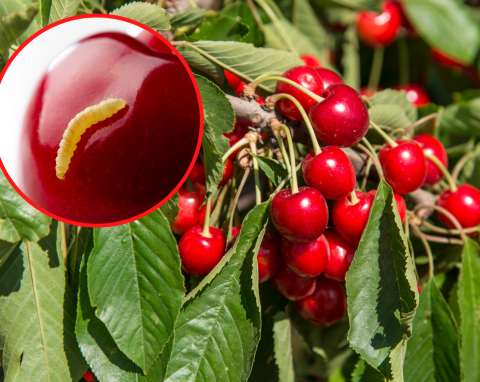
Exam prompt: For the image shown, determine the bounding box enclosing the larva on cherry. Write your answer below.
[55,98,127,180]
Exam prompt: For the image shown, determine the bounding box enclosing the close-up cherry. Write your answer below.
[219,157,234,187]
[178,225,226,277]
[295,276,347,327]
[302,146,356,200]
[257,232,282,283]
[394,84,430,107]
[275,66,324,122]
[412,134,448,186]
[323,229,356,282]
[224,117,252,159]
[301,54,322,68]
[188,159,234,187]
[281,234,329,278]
[332,190,375,245]
[437,184,480,230]
[378,140,427,194]
[356,1,402,47]
[315,68,344,88]
[271,263,317,301]
[308,84,370,147]
[368,189,406,222]
[171,188,205,235]
[224,70,242,90]
[271,187,328,242]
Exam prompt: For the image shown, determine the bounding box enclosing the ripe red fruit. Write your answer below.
[368,190,406,223]
[231,225,242,238]
[302,146,356,200]
[378,140,427,194]
[171,188,205,235]
[257,232,282,283]
[224,117,252,159]
[315,68,344,88]
[437,184,480,230]
[413,134,448,186]
[394,84,430,107]
[295,276,347,327]
[332,191,375,245]
[179,225,226,277]
[301,54,322,68]
[271,263,316,300]
[275,66,324,122]
[219,158,234,187]
[356,1,402,47]
[20,33,201,224]
[281,235,329,278]
[189,162,206,186]
[323,229,356,282]
[271,187,328,242]
[83,370,97,382]
[224,70,242,90]
[309,84,369,147]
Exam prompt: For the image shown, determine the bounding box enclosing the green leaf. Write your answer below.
[369,89,418,122]
[170,8,206,29]
[165,201,270,382]
[110,2,170,31]
[346,180,418,379]
[160,192,180,224]
[0,0,40,47]
[39,0,51,27]
[458,142,480,189]
[220,1,265,46]
[176,41,304,91]
[439,97,480,137]
[0,6,37,59]
[0,242,86,381]
[457,238,480,382]
[273,312,295,382]
[351,358,385,382]
[292,0,328,57]
[0,169,51,243]
[341,25,360,91]
[255,156,305,188]
[49,0,80,23]
[368,104,412,131]
[403,277,461,382]
[196,74,235,194]
[87,210,185,374]
[403,0,479,64]
[67,225,91,292]
[188,15,250,42]
[76,231,171,382]
[0,239,17,267]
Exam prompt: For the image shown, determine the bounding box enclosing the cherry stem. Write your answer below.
[59,222,68,265]
[420,219,479,235]
[222,137,250,162]
[251,76,324,103]
[399,113,438,139]
[367,47,384,94]
[210,183,230,227]
[361,157,373,192]
[370,121,398,147]
[409,223,434,278]
[350,190,359,205]
[275,131,292,176]
[414,204,467,241]
[250,141,262,204]
[245,0,266,32]
[271,160,303,197]
[279,124,299,194]
[423,153,458,193]
[451,151,475,183]
[357,141,384,180]
[398,37,409,86]
[269,93,322,155]
[201,195,213,238]
[185,0,198,8]
[227,167,250,245]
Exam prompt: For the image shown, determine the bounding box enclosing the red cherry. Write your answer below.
[281,234,329,278]
[83,370,97,382]
[359,86,383,97]
[219,158,234,187]
[271,187,328,242]
[189,162,206,185]
[356,1,402,47]
[295,276,347,327]
[224,117,252,159]
[394,84,430,107]
[323,229,356,282]
[332,191,375,245]
[179,225,226,277]
[257,232,282,283]
[368,190,406,223]
[394,0,417,36]
[315,68,344,88]
[309,84,369,147]
[413,134,448,186]
[301,54,322,68]
[275,66,324,122]
[20,33,200,224]
[431,48,466,69]
[418,284,423,293]
[437,184,480,230]
[231,225,242,238]
[171,188,204,235]
[224,70,242,90]
[271,263,316,301]
[302,146,356,200]
[378,140,427,194]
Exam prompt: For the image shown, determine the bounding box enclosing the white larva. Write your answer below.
[55,98,127,180]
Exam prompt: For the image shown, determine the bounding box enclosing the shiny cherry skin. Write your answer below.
[21,33,200,224]
[295,276,347,327]
[378,140,427,194]
[302,146,356,200]
[281,234,329,278]
[257,232,282,283]
[301,54,322,68]
[413,134,448,186]
[437,184,480,230]
[231,225,242,238]
[224,117,252,159]
[83,370,97,382]
[224,70,242,90]
[219,158,234,187]
[356,1,402,47]
[332,190,375,245]
[368,190,406,223]
[271,263,316,301]
[275,66,324,122]
[189,162,206,185]
[315,68,344,88]
[271,187,328,242]
[323,229,356,282]
[309,84,369,147]
[179,225,226,277]
[394,84,430,107]
[171,188,205,235]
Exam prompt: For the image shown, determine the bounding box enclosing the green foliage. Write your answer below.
[272,312,295,381]
[440,97,480,137]
[368,104,412,131]
[220,1,265,46]
[49,0,80,22]
[368,89,418,122]
[110,2,170,31]
[160,192,180,224]
[187,15,250,42]
[39,0,51,27]
[170,8,206,29]
[0,0,40,47]
[0,6,37,59]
